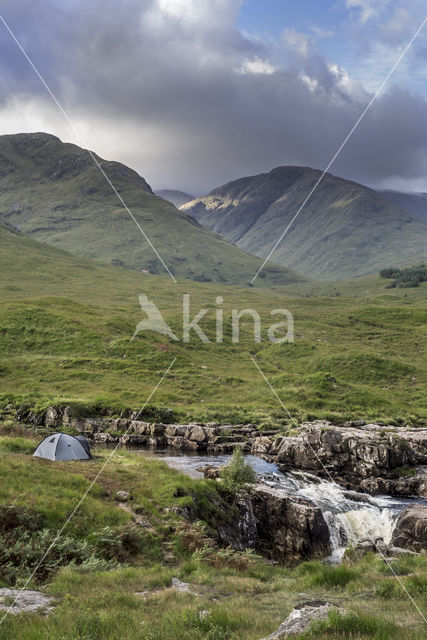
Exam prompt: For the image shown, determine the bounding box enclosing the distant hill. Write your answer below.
[0,133,303,287]
[380,190,427,222]
[181,166,427,280]
[156,189,195,207]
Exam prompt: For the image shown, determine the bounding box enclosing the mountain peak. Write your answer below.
[182,166,427,280]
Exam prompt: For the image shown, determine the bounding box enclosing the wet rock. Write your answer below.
[251,485,331,563]
[217,492,257,551]
[0,589,54,614]
[251,437,273,455]
[391,505,427,552]
[197,465,221,480]
[259,600,345,639]
[119,434,148,446]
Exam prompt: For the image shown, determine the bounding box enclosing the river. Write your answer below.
[139,447,423,562]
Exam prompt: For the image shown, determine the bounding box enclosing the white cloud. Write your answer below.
[310,26,335,39]
[345,0,387,25]
[282,28,312,59]
[0,0,426,192]
[239,57,276,75]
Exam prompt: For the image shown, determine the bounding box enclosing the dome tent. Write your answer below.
[33,433,93,461]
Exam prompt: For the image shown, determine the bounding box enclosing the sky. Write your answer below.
[0,0,426,195]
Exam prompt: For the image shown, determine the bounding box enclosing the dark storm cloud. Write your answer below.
[0,0,426,193]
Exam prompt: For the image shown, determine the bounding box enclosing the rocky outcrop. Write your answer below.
[251,485,331,563]
[10,405,427,497]
[196,465,331,563]
[259,601,345,639]
[271,422,427,496]
[391,505,427,552]
[217,492,257,551]
[39,406,280,453]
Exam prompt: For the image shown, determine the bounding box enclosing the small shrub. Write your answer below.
[220,448,256,492]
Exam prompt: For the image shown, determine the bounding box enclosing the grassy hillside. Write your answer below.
[1,433,426,639]
[0,133,302,288]
[381,190,427,222]
[0,221,426,425]
[181,167,427,280]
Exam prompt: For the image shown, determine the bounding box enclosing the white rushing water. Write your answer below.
[140,449,420,562]
[261,471,404,562]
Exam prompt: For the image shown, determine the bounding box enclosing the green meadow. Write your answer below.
[0,219,426,425]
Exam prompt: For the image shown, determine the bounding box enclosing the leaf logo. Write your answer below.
[132,294,178,341]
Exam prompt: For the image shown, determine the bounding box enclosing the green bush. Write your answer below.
[0,505,125,585]
[380,264,427,288]
[220,448,256,492]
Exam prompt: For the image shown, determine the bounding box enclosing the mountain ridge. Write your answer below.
[181,166,427,280]
[0,133,303,287]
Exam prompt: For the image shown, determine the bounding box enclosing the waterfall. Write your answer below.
[143,449,420,562]
[263,472,406,562]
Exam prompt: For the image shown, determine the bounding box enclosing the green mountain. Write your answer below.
[156,189,195,207]
[181,166,427,280]
[0,133,302,287]
[380,190,427,222]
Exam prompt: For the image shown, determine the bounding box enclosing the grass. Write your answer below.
[0,434,426,639]
[0,216,426,425]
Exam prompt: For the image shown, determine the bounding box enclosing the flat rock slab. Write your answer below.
[0,589,54,614]
[259,601,345,639]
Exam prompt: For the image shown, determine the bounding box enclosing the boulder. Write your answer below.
[251,485,331,563]
[188,425,207,442]
[0,588,54,614]
[197,465,221,480]
[259,601,345,639]
[391,505,427,552]
[251,436,273,455]
[115,490,130,502]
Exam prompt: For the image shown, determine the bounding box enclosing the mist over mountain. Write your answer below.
[156,190,195,208]
[181,167,427,280]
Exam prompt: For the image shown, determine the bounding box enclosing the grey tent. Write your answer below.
[33,433,93,461]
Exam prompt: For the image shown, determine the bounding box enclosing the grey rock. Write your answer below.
[251,485,331,563]
[0,589,54,614]
[391,505,427,552]
[171,577,199,595]
[115,490,130,502]
[259,601,345,639]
